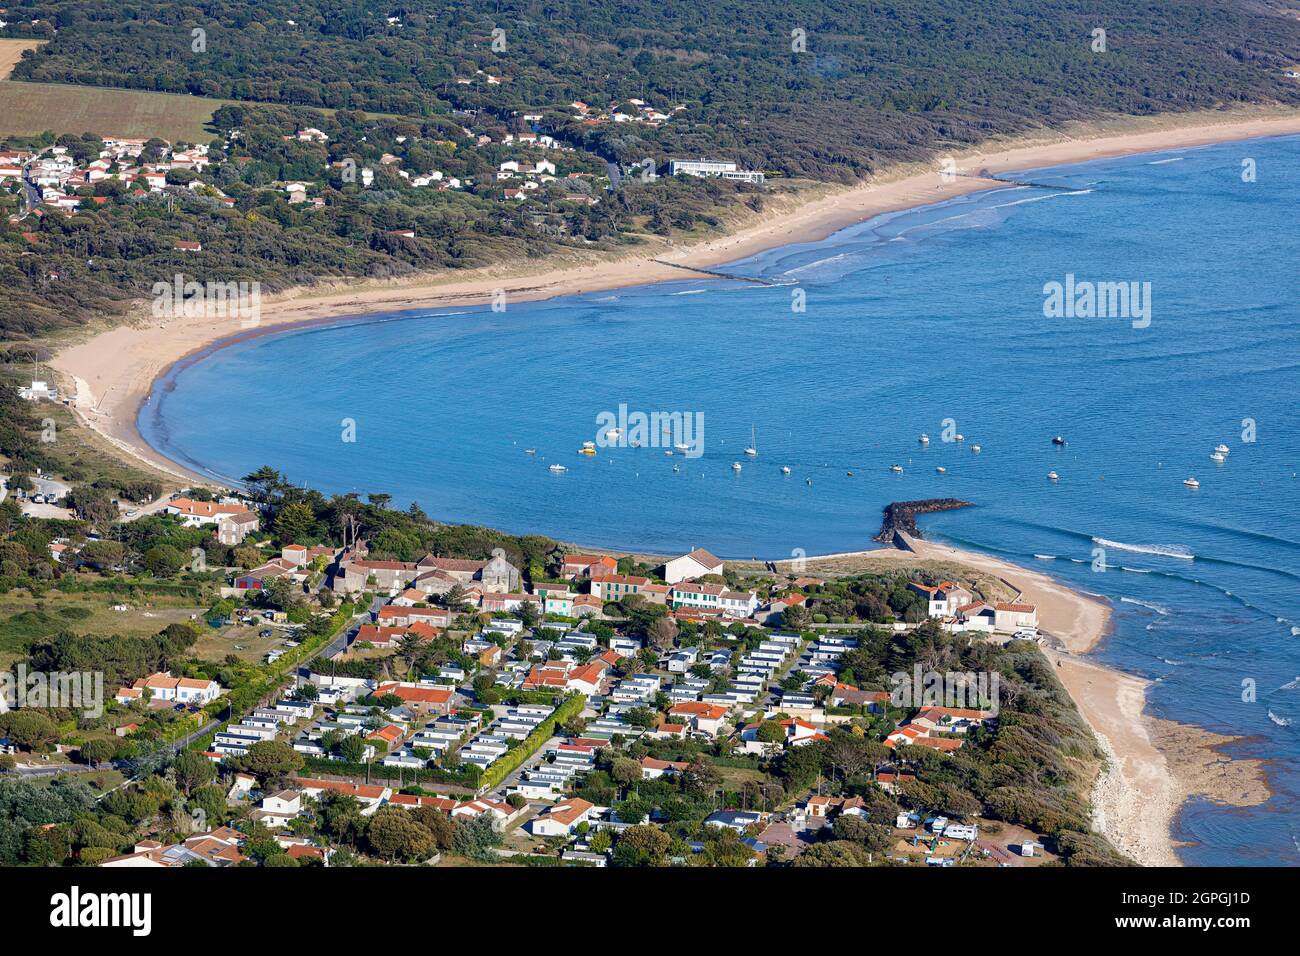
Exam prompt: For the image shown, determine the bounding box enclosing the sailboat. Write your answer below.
[743,425,757,457]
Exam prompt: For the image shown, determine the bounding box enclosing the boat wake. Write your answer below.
[1268,710,1293,728]
[1093,537,1194,560]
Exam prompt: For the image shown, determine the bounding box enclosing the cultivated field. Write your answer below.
[0,38,44,78]
[0,79,220,142]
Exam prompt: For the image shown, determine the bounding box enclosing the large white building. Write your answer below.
[668,158,765,184]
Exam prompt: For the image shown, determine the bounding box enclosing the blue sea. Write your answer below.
[142,135,1300,865]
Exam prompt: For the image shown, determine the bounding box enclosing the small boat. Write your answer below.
[664,450,673,456]
[605,427,623,440]
[781,466,791,475]
[1047,471,1059,481]
[806,478,813,486]
[890,464,903,473]
[672,465,679,472]
[955,434,965,442]
[578,446,596,456]
[846,471,854,477]
[524,448,536,455]
[549,464,567,473]
[971,444,981,453]
[1210,452,1226,463]
[936,466,946,473]
[1214,444,1230,455]
[743,425,757,457]
[630,440,642,449]
[919,434,930,445]
[674,443,691,453]
[731,461,742,472]
[1052,436,1067,445]
[1183,477,1200,488]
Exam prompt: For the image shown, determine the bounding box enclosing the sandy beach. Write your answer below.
[44,105,1293,864]
[48,106,1300,485]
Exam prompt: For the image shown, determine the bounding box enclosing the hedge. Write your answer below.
[476,693,586,793]
[301,756,481,788]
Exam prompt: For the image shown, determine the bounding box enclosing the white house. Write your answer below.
[994,602,1038,632]
[529,797,595,836]
[663,548,724,584]
[908,581,972,618]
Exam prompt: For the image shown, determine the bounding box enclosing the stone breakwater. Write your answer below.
[874,498,973,544]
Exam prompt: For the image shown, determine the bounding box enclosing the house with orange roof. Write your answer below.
[114,671,222,706]
[668,701,730,737]
[993,601,1038,632]
[355,624,409,648]
[589,573,649,600]
[561,553,618,579]
[293,777,391,813]
[377,604,451,629]
[164,497,254,528]
[529,796,595,836]
[366,723,406,751]
[649,722,688,740]
[738,717,826,754]
[908,581,973,617]
[373,682,454,715]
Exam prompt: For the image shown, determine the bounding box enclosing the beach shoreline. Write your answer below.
[43,106,1295,866]
[48,106,1300,487]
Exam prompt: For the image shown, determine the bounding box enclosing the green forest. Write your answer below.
[2,0,1299,337]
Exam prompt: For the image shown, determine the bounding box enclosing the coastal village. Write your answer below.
[1,107,762,241]
[0,456,1069,868]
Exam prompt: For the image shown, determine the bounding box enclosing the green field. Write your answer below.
[0,79,221,142]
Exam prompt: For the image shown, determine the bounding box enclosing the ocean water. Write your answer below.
[142,135,1300,865]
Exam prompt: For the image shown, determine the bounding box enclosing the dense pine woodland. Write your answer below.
[3,0,1299,337]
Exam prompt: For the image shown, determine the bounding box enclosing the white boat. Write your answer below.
[549,464,567,473]
[743,425,757,457]
[731,461,742,471]
[1210,452,1226,463]
[919,434,930,444]
[1214,444,1230,455]
[971,444,981,453]
[1052,436,1066,445]
[781,466,791,474]
[955,434,964,442]
[605,427,623,440]
[664,450,673,456]
[1047,471,1059,481]
[890,464,903,473]
[674,443,691,453]
[582,440,595,449]
[672,465,679,472]
[524,448,536,455]
[935,466,946,473]
[1183,477,1200,488]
